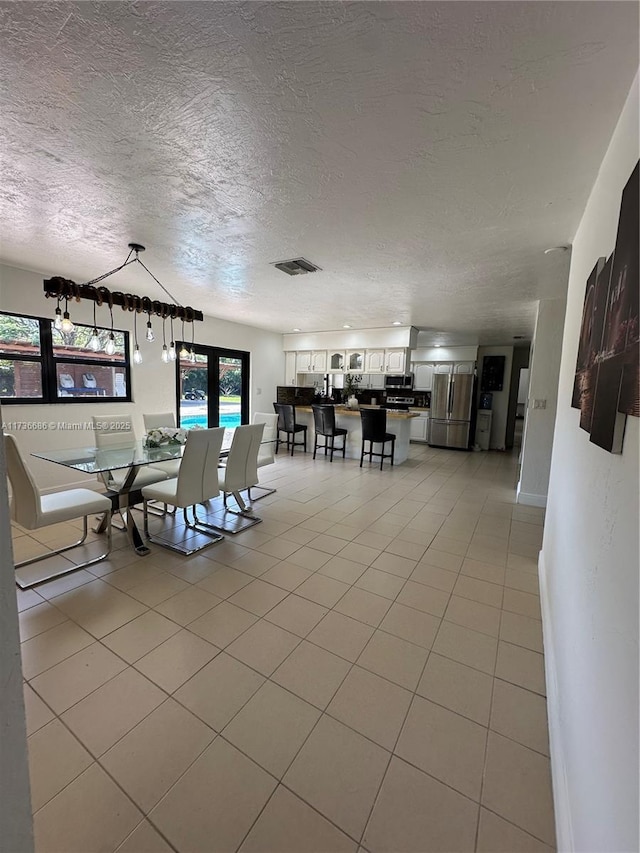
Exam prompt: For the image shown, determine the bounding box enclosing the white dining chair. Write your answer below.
[141,427,226,555]
[247,412,278,500]
[92,414,169,491]
[143,412,182,479]
[215,423,264,532]
[4,433,113,589]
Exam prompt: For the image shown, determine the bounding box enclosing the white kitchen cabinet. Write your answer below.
[384,348,406,373]
[368,373,385,390]
[295,351,312,373]
[346,350,365,372]
[409,411,429,442]
[328,351,346,373]
[365,349,385,373]
[454,361,475,374]
[413,363,434,391]
[284,352,297,385]
[435,362,453,374]
[311,350,327,373]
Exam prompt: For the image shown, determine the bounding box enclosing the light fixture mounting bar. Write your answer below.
[43,278,203,322]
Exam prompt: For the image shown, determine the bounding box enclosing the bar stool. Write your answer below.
[312,405,347,462]
[273,402,307,455]
[359,409,395,469]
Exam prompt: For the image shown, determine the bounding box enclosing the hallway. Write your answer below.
[15,442,554,852]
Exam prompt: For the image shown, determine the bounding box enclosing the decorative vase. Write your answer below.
[347,395,359,409]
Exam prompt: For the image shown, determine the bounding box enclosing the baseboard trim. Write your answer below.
[516,485,547,507]
[539,548,574,852]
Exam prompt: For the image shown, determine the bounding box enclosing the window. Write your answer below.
[0,311,132,404]
[176,344,249,429]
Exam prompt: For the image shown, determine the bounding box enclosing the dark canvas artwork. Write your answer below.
[572,160,639,453]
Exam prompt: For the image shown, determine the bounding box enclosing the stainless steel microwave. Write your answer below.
[384,374,414,389]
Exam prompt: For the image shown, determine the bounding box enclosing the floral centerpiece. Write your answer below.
[144,426,191,447]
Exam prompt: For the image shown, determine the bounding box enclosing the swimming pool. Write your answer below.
[180,412,241,429]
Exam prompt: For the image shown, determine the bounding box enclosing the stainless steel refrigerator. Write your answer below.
[428,373,475,449]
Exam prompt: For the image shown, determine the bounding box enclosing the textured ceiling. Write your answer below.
[0,1,637,343]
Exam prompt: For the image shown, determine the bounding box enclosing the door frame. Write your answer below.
[175,343,250,428]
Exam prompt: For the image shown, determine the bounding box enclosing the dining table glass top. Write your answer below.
[31,428,253,473]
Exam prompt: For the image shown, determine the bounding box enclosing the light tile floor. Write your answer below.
[14,442,555,853]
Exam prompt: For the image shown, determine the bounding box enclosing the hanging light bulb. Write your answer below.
[105,305,116,355]
[54,299,63,330]
[145,310,155,342]
[132,310,143,366]
[161,316,169,363]
[61,298,74,333]
[88,302,100,351]
[179,319,189,359]
[168,315,176,361]
[189,317,196,362]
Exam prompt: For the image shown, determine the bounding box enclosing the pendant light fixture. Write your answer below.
[161,316,169,363]
[61,297,74,333]
[54,297,63,330]
[168,315,177,361]
[145,309,155,342]
[89,301,101,351]
[105,305,116,356]
[189,321,196,363]
[179,320,189,360]
[132,311,142,365]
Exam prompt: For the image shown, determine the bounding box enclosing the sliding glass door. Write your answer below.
[176,344,249,430]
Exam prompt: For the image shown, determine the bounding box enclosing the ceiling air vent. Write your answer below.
[272,257,321,276]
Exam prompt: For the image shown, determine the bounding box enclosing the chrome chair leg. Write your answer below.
[15,514,113,590]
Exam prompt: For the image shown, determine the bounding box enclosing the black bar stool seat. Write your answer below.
[312,405,347,462]
[273,402,307,456]
[359,408,395,469]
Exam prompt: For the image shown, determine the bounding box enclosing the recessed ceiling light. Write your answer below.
[392,321,402,326]
[292,328,300,332]
[434,344,441,348]
[544,245,569,255]
[343,324,352,329]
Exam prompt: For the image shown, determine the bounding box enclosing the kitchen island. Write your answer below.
[294,405,419,465]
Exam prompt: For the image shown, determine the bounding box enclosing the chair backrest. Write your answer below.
[82,373,97,388]
[92,414,135,448]
[360,408,388,442]
[59,373,74,388]
[312,404,335,436]
[143,412,177,431]
[273,402,296,432]
[4,433,41,528]
[175,427,225,507]
[222,423,265,493]
[252,413,278,468]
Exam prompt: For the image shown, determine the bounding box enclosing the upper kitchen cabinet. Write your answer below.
[365,348,385,373]
[296,350,327,373]
[285,352,297,385]
[435,362,453,374]
[413,363,434,391]
[295,350,312,373]
[454,362,475,374]
[346,350,365,372]
[384,348,407,373]
[328,351,345,373]
[311,350,327,373]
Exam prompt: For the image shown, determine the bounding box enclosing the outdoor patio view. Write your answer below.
[179,353,242,429]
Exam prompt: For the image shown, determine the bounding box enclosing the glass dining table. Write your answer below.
[32,430,256,556]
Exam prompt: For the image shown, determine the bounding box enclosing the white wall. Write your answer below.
[0,429,34,851]
[517,368,530,405]
[517,298,567,506]
[0,263,284,490]
[476,345,513,449]
[542,73,639,853]
[283,325,418,351]
[411,345,478,363]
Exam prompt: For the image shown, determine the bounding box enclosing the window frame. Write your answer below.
[0,309,133,405]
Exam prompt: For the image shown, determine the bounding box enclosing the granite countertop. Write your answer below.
[296,405,418,420]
